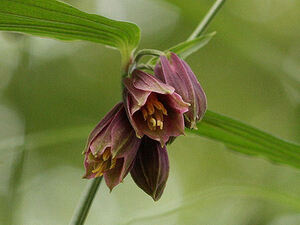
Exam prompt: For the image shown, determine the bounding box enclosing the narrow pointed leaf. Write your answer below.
[169,32,216,59]
[187,110,300,169]
[148,32,215,66]
[0,0,140,61]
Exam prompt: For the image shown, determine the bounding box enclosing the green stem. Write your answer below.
[134,49,165,63]
[7,35,30,225]
[187,0,226,40]
[129,49,164,74]
[69,177,103,225]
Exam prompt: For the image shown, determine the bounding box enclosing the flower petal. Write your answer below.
[155,53,207,128]
[131,138,169,201]
[104,133,141,190]
[85,102,123,153]
[123,77,151,107]
[132,70,175,94]
[83,103,141,189]
[181,58,207,123]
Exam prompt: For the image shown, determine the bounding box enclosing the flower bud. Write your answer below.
[155,53,207,129]
[130,137,169,201]
[123,70,189,146]
[83,102,141,190]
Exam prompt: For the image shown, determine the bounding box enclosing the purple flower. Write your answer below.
[83,102,141,190]
[155,53,207,129]
[123,70,190,146]
[131,137,169,201]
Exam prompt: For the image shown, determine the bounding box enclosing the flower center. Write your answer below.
[91,148,116,177]
[141,94,168,131]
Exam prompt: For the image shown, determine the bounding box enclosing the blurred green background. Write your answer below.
[1,0,300,224]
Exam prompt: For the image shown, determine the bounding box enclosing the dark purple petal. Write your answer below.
[156,54,193,103]
[123,90,144,138]
[130,93,187,146]
[83,152,97,179]
[104,131,141,190]
[163,92,190,114]
[123,77,151,108]
[131,138,169,201]
[181,58,207,123]
[83,103,141,190]
[104,159,124,190]
[155,53,207,128]
[85,102,123,150]
[123,69,189,145]
[132,70,174,94]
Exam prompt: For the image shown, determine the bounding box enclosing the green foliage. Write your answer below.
[147,32,215,66]
[169,32,216,59]
[0,0,140,63]
[188,110,300,169]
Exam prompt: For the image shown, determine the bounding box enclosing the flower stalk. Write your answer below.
[187,0,226,40]
[69,177,102,225]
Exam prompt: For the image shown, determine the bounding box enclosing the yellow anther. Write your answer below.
[92,161,105,174]
[147,118,156,131]
[150,117,156,127]
[110,158,117,169]
[95,172,103,177]
[157,120,161,127]
[153,101,168,115]
[157,120,164,130]
[154,110,163,122]
[142,108,148,121]
[102,149,111,161]
[142,94,168,131]
[158,120,163,130]
[146,102,155,115]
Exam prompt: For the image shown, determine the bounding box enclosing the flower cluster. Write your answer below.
[83,53,207,201]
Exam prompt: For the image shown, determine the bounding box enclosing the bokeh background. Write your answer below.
[1,0,300,224]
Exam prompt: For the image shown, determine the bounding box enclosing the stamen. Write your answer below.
[154,110,163,122]
[153,100,168,115]
[146,102,155,115]
[95,170,103,177]
[150,118,156,127]
[91,149,116,177]
[147,118,156,131]
[92,161,105,173]
[157,120,161,127]
[102,149,111,161]
[142,94,168,131]
[110,158,117,169]
[162,108,168,116]
[142,108,148,120]
[157,120,163,130]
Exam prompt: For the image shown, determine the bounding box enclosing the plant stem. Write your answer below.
[6,36,30,225]
[129,49,164,74]
[187,0,226,40]
[134,49,165,63]
[69,177,103,225]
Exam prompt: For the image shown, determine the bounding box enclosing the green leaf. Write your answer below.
[169,32,216,59]
[0,0,140,64]
[187,110,300,169]
[147,32,215,66]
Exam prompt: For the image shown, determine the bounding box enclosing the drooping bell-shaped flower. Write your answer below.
[123,70,190,146]
[155,53,207,129]
[83,102,141,190]
[131,137,169,201]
